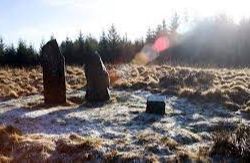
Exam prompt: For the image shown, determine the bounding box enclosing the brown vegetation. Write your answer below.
[0,125,106,162]
[111,64,250,112]
[210,124,250,160]
[0,64,249,112]
[1,65,249,162]
[0,125,212,162]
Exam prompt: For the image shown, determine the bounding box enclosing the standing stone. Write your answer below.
[41,39,66,104]
[146,95,166,115]
[84,52,110,102]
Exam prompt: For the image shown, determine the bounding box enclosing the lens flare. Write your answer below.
[133,35,170,65]
[133,44,157,65]
[153,36,170,53]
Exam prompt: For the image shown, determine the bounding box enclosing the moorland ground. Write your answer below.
[0,64,250,162]
[1,64,249,112]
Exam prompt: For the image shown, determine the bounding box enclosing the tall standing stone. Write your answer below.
[84,52,110,102]
[41,39,66,104]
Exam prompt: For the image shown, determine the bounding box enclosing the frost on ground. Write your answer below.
[0,90,250,161]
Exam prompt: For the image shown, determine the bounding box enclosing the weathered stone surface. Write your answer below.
[146,95,166,115]
[84,52,110,102]
[41,39,66,104]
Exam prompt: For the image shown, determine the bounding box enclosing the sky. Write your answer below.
[1,0,250,49]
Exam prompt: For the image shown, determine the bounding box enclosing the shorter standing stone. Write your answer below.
[41,39,66,104]
[146,95,166,115]
[84,52,110,102]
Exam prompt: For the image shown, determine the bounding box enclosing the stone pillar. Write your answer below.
[41,39,66,104]
[84,52,110,102]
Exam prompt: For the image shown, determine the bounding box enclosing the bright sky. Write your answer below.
[1,0,250,49]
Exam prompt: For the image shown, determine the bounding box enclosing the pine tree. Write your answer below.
[169,12,180,34]
[15,40,38,66]
[162,20,167,31]
[84,35,98,57]
[107,25,120,46]
[73,31,85,64]
[146,28,155,43]
[60,37,74,64]
[107,25,121,63]
[4,44,17,65]
[134,38,144,52]
[98,31,109,62]
[0,38,4,64]
[16,40,28,66]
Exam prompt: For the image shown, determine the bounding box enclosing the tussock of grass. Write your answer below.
[0,125,55,162]
[0,125,106,162]
[61,134,102,152]
[137,133,160,145]
[160,136,178,150]
[105,152,159,163]
[0,125,22,156]
[210,124,250,160]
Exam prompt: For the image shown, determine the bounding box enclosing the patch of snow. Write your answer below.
[0,89,249,157]
[147,95,166,102]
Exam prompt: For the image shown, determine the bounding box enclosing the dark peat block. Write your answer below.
[146,95,166,115]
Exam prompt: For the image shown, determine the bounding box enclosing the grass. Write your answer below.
[0,125,165,162]
[0,64,249,161]
[210,124,250,160]
[111,64,250,112]
[0,64,249,112]
[0,66,85,100]
[0,125,106,162]
[160,136,178,150]
[0,125,22,162]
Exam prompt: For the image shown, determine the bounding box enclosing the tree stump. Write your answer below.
[41,39,66,104]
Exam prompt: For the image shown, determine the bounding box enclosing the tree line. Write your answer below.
[0,25,144,66]
[0,13,179,67]
[0,39,39,66]
[0,14,250,67]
